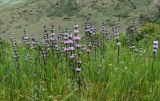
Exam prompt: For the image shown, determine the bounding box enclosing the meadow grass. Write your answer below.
[0,33,160,100]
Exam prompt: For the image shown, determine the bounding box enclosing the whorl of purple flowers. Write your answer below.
[101,22,106,34]
[10,33,19,61]
[76,60,82,73]
[50,26,56,42]
[70,54,77,60]
[113,18,121,40]
[75,44,81,49]
[64,33,69,40]
[64,40,73,45]
[31,38,37,49]
[76,67,82,73]
[64,46,75,52]
[22,30,30,45]
[113,26,120,40]
[85,23,96,35]
[73,36,81,41]
[153,40,158,53]
[130,43,135,50]
[73,24,80,36]
[74,29,79,35]
[50,33,58,48]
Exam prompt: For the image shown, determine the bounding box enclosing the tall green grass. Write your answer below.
[0,34,160,100]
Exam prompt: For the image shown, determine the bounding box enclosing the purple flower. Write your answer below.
[68,47,75,51]
[64,41,68,45]
[86,25,90,29]
[114,28,119,40]
[64,40,73,45]
[74,29,79,34]
[68,40,73,44]
[73,36,81,41]
[70,54,77,60]
[89,30,93,34]
[76,67,82,73]
[31,40,36,49]
[85,29,89,33]
[64,48,69,52]
[153,40,158,53]
[64,33,69,40]
[75,44,81,48]
[68,34,73,38]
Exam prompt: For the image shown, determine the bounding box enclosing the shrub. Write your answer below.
[114,10,130,18]
[46,0,80,17]
[137,23,160,41]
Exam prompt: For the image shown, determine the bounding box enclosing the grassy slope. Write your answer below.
[0,0,26,10]
[0,0,9,6]
[0,0,154,41]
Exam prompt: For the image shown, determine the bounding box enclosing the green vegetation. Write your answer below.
[0,27,160,100]
[1,0,160,100]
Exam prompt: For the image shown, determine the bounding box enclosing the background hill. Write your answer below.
[0,0,156,41]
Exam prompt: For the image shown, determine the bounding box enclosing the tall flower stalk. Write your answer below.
[22,29,31,61]
[152,40,158,73]
[76,61,82,90]
[10,33,20,72]
[113,18,121,65]
[73,24,81,57]
[100,22,106,59]
[9,33,21,87]
[41,26,50,88]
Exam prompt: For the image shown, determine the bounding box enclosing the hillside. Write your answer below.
[0,0,154,41]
